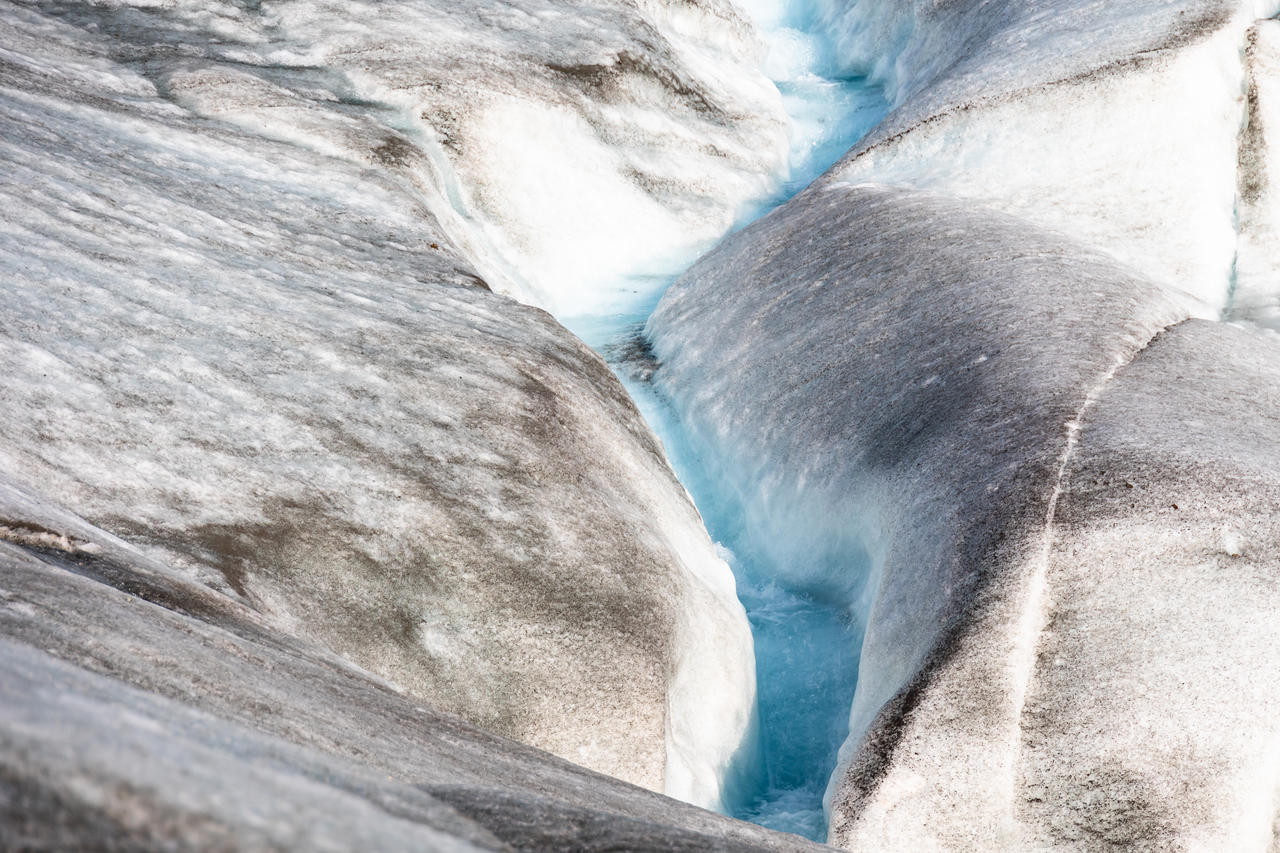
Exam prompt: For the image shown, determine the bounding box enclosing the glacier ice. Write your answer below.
[0,0,760,813]
[648,175,1280,849]
[822,0,1280,313]
[646,0,1280,847]
[9,0,1280,846]
[1006,318,1280,852]
[0,477,824,851]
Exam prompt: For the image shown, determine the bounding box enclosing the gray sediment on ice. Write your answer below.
[0,477,823,851]
[651,176,1280,849]
[0,0,760,813]
[8,0,1280,847]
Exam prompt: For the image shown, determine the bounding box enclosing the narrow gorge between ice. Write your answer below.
[558,2,889,839]
[11,0,1280,848]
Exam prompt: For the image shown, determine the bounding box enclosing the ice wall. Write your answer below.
[648,0,1280,847]
[0,0,764,812]
[821,0,1280,312]
[0,476,827,852]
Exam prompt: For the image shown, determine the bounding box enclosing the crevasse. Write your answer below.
[563,0,889,839]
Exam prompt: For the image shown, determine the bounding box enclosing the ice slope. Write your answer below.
[821,0,1280,312]
[648,3,1280,844]
[1008,319,1280,851]
[651,181,1280,849]
[25,0,788,316]
[0,0,759,812]
[0,476,827,852]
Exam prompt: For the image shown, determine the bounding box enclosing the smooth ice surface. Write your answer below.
[565,0,888,839]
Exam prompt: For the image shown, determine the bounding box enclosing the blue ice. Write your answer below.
[564,0,888,842]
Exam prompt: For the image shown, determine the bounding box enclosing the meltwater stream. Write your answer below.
[563,2,889,841]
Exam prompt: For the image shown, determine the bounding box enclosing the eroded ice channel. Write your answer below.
[562,1,889,840]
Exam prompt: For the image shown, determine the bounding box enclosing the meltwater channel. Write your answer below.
[562,1,890,841]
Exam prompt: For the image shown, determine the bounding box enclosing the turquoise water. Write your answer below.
[563,4,889,841]
[571,310,867,840]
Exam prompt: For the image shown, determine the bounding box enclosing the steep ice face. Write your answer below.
[650,180,1280,849]
[0,477,828,852]
[821,0,1280,314]
[819,0,1273,128]
[0,0,758,812]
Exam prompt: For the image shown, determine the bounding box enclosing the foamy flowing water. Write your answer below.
[562,1,889,838]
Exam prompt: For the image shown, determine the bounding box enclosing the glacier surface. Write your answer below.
[0,477,824,852]
[8,0,1280,848]
[0,0,769,815]
[648,0,1280,848]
